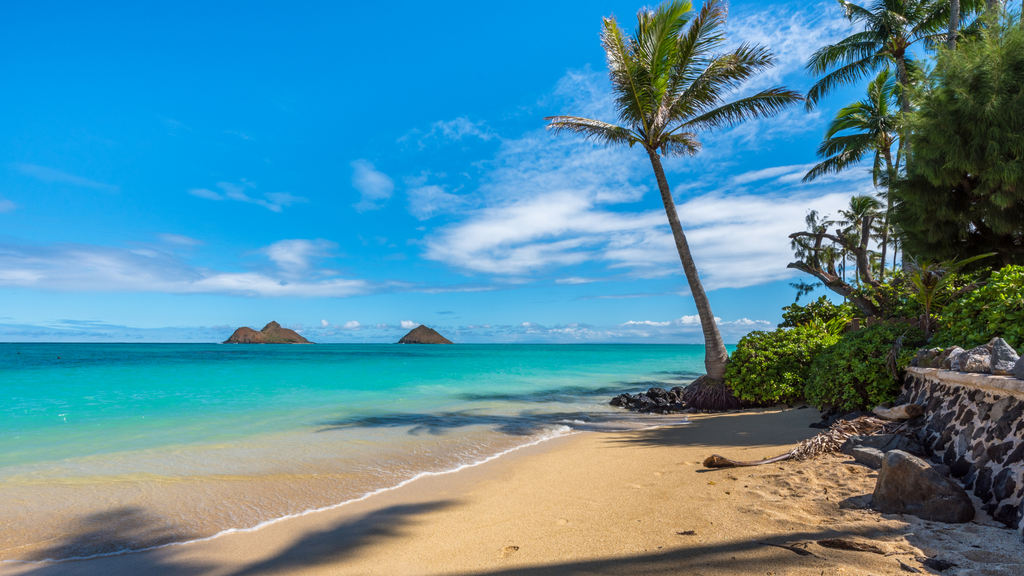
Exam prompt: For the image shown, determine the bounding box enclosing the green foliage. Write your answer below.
[935,265,1024,351]
[805,324,926,412]
[853,272,921,319]
[894,18,1024,266]
[725,326,840,405]
[779,296,856,328]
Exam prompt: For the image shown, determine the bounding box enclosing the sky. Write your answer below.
[0,0,882,343]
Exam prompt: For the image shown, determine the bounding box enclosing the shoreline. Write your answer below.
[2,407,1020,575]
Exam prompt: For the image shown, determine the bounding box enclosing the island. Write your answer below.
[223,321,312,344]
[397,325,453,344]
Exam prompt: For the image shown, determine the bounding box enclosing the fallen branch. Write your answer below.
[703,416,910,468]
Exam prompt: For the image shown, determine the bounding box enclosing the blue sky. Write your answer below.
[0,0,880,343]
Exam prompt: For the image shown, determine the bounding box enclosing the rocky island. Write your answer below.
[397,325,453,344]
[223,321,312,344]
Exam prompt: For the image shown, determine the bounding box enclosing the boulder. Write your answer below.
[397,325,453,344]
[1013,356,1024,380]
[223,321,312,344]
[851,446,885,469]
[961,345,992,373]
[989,338,1021,375]
[944,347,966,370]
[872,450,975,523]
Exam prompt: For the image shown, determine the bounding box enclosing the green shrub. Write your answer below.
[935,265,1024,352]
[805,323,925,412]
[779,296,856,328]
[725,326,840,405]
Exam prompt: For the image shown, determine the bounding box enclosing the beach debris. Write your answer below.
[872,403,924,421]
[676,530,696,536]
[758,542,816,557]
[816,538,886,554]
[704,416,910,468]
[872,450,975,523]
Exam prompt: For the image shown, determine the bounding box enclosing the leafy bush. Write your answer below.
[725,326,840,405]
[779,296,856,328]
[935,265,1024,351]
[805,323,925,412]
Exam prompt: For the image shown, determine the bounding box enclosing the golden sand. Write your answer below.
[2,407,1020,575]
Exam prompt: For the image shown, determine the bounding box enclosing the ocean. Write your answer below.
[0,342,710,562]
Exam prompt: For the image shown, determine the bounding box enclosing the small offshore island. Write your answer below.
[397,325,453,344]
[223,321,312,344]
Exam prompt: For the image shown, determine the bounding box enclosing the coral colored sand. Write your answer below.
[2,407,1021,576]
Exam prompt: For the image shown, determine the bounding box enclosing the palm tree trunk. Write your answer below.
[879,146,896,276]
[948,0,960,49]
[647,149,729,380]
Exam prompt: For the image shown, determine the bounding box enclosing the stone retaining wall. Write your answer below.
[901,367,1024,534]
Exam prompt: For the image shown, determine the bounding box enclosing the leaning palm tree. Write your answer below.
[837,195,883,282]
[805,0,983,114]
[804,69,901,273]
[545,0,801,391]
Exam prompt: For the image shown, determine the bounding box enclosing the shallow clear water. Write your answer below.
[0,343,709,561]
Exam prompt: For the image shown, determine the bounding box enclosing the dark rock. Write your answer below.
[989,338,1020,375]
[842,434,921,456]
[935,347,957,370]
[961,346,992,373]
[223,321,312,344]
[397,325,453,344]
[945,347,967,370]
[1012,356,1024,380]
[851,446,885,468]
[872,450,975,523]
[920,558,957,572]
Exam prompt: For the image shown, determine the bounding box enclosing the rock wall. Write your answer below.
[901,367,1024,535]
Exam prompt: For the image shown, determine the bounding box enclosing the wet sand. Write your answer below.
[2,407,1021,576]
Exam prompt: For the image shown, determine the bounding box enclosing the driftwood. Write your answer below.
[703,416,909,469]
[872,403,924,421]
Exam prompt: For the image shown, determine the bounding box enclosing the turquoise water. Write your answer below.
[0,343,707,561]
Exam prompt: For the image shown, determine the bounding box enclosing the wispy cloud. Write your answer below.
[0,198,15,213]
[14,164,119,192]
[400,320,417,329]
[0,242,367,298]
[400,117,497,149]
[351,160,395,212]
[262,239,337,276]
[158,233,204,246]
[188,181,307,212]
[407,185,467,220]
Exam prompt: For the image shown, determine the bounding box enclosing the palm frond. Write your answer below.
[659,131,701,157]
[673,43,779,121]
[544,116,640,147]
[805,54,887,110]
[601,17,652,133]
[682,87,803,132]
[803,148,870,182]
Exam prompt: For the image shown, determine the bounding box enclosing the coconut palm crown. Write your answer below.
[804,0,984,113]
[545,0,802,381]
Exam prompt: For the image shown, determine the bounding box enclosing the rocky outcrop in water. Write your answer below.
[223,321,312,344]
[610,386,688,414]
[397,325,453,344]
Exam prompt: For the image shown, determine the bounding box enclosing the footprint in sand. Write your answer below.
[556,518,569,525]
[499,545,520,559]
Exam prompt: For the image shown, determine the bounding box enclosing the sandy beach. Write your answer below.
[2,407,1021,576]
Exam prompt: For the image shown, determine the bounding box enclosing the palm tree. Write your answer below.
[949,0,961,48]
[838,195,883,282]
[805,0,982,114]
[804,69,901,274]
[545,0,801,381]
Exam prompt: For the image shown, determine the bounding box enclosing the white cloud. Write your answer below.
[400,320,417,329]
[321,319,329,328]
[0,242,368,298]
[555,277,598,285]
[262,239,337,276]
[189,181,307,212]
[14,163,119,192]
[158,233,203,246]
[351,160,395,212]
[0,199,15,213]
[400,117,497,148]
[407,185,466,220]
[341,320,360,330]
[729,163,818,186]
